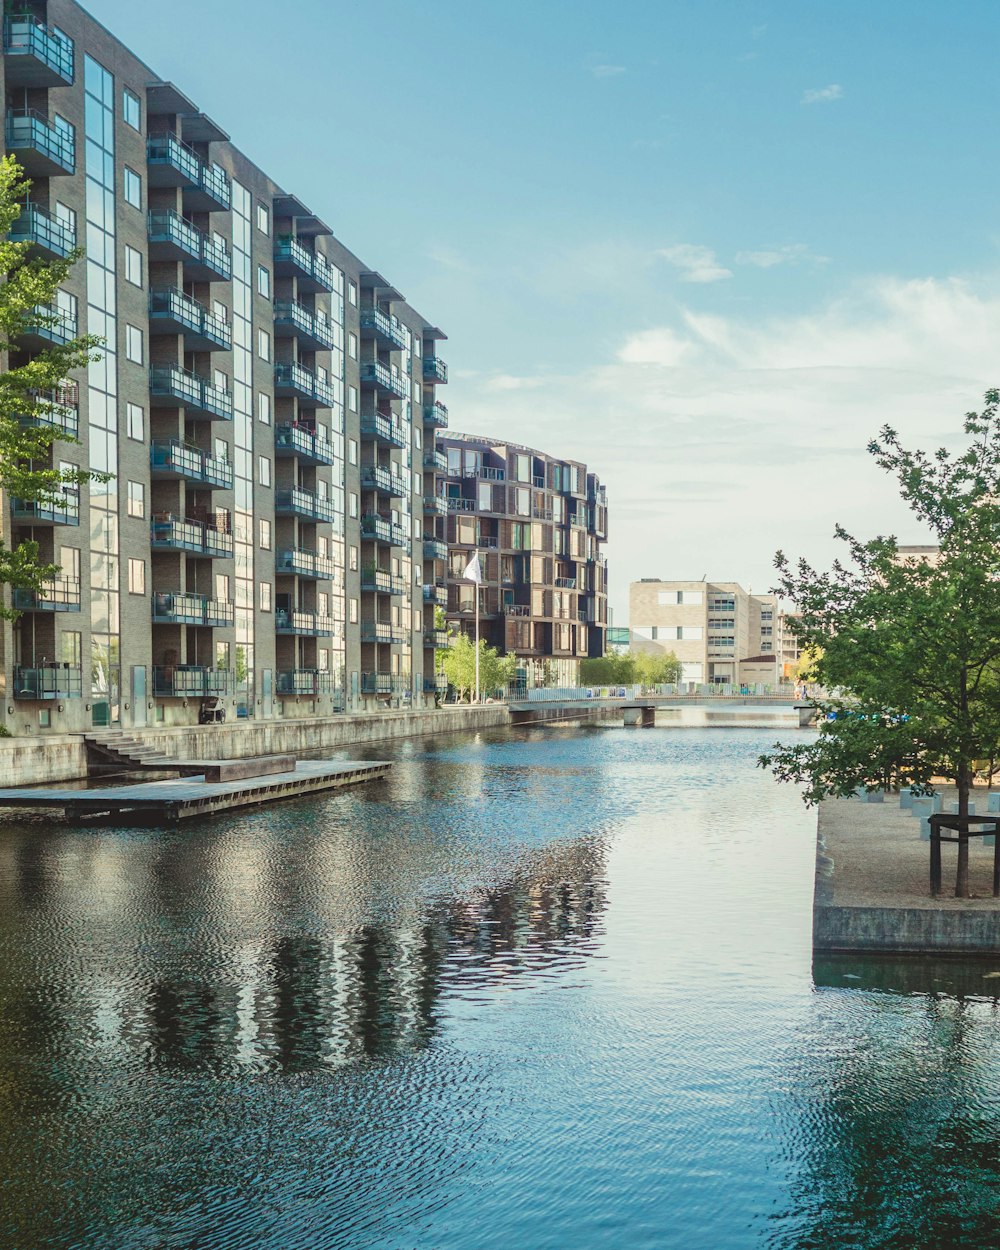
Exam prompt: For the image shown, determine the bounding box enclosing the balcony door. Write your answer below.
[131,666,147,727]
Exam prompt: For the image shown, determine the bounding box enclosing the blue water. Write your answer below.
[2,725,1000,1249]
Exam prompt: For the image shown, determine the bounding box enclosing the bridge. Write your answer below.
[507,691,815,728]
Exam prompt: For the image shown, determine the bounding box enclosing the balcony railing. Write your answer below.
[10,202,75,257]
[149,288,231,350]
[147,134,231,211]
[423,448,447,472]
[422,356,448,385]
[423,401,449,428]
[359,307,407,350]
[150,515,234,557]
[151,592,235,626]
[361,514,407,546]
[361,672,411,696]
[424,674,449,693]
[153,666,232,697]
[149,366,233,420]
[274,487,338,523]
[273,300,335,350]
[504,604,530,616]
[19,385,79,439]
[423,537,447,561]
[360,567,405,595]
[359,411,407,449]
[359,361,409,400]
[12,576,81,612]
[274,362,335,408]
[446,498,476,513]
[150,440,233,489]
[276,548,338,579]
[3,16,74,86]
[13,664,82,699]
[147,211,232,280]
[276,669,341,696]
[273,236,336,292]
[5,108,74,174]
[21,303,76,347]
[360,620,406,645]
[423,495,448,517]
[425,630,450,649]
[275,609,335,636]
[423,584,448,606]
[275,422,336,465]
[12,489,79,526]
[360,464,406,497]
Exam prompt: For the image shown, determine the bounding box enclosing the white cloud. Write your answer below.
[450,277,1000,619]
[657,244,733,284]
[736,243,830,268]
[591,64,625,78]
[802,84,843,104]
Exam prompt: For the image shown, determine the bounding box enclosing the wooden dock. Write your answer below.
[0,758,390,824]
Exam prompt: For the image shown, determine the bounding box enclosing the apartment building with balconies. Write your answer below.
[437,434,608,686]
[0,0,445,732]
[629,580,780,685]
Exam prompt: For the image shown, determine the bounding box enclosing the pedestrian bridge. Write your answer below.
[508,691,815,728]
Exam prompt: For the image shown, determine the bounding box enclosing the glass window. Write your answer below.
[259,518,271,549]
[258,456,271,487]
[256,203,269,235]
[348,386,358,413]
[124,245,142,287]
[257,329,270,361]
[349,545,358,571]
[123,166,142,208]
[259,581,272,612]
[348,332,357,359]
[126,402,143,441]
[348,439,357,465]
[349,492,358,518]
[127,481,144,518]
[257,265,270,298]
[127,557,145,594]
[348,281,358,306]
[258,392,271,424]
[123,88,141,130]
[125,324,143,363]
[349,597,358,623]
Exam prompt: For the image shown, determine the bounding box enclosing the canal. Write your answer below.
[2,724,1000,1249]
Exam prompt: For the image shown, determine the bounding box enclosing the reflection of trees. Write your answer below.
[766,991,1000,1249]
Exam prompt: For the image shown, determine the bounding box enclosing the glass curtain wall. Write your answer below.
[232,182,255,715]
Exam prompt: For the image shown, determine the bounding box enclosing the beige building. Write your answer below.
[629,579,780,686]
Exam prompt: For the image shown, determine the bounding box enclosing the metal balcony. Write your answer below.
[422,356,448,385]
[147,211,232,281]
[274,362,335,408]
[423,584,448,607]
[423,495,448,517]
[19,385,79,439]
[9,203,76,258]
[360,567,405,595]
[149,366,233,421]
[424,674,449,693]
[360,620,407,645]
[359,361,409,400]
[147,134,231,212]
[423,448,447,472]
[150,515,234,557]
[359,411,406,449]
[12,576,81,612]
[153,666,232,697]
[274,486,337,523]
[361,514,407,547]
[423,401,449,428]
[360,307,407,351]
[151,592,235,626]
[150,440,233,489]
[275,422,336,465]
[423,537,448,561]
[6,109,74,175]
[3,16,74,87]
[13,664,82,699]
[276,669,340,695]
[19,303,76,349]
[273,236,336,293]
[360,464,406,497]
[424,629,450,649]
[149,289,231,351]
[12,489,79,526]
[276,548,338,579]
[361,672,410,696]
[446,497,476,513]
[275,609,334,636]
[273,301,335,351]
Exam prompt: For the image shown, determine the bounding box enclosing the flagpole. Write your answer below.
[474,546,480,703]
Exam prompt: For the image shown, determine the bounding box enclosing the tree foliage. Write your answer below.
[440,632,518,700]
[580,649,683,687]
[0,156,103,615]
[759,392,1000,896]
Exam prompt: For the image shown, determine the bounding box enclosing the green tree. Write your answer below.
[440,633,517,700]
[580,653,636,685]
[633,650,683,687]
[759,393,1000,897]
[0,156,103,614]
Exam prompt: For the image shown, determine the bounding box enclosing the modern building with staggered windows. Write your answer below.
[0,0,448,733]
[438,433,608,686]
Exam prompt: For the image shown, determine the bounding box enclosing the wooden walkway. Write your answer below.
[0,759,390,824]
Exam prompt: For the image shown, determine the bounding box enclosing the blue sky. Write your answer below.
[89,0,1000,619]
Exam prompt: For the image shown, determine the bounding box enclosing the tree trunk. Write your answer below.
[956,762,971,899]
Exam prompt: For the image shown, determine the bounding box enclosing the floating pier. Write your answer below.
[0,758,390,824]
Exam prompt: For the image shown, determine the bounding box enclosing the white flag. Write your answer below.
[463,554,483,584]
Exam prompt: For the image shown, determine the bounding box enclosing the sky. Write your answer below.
[86,0,1000,621]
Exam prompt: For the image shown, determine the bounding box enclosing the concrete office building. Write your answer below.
[438,433,608,686]
[629,579,780,685]
[0,0,447,733]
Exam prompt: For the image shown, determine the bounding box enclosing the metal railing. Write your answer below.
[6,108,75,172]
[4,16,74,82]
[13,664,82,699]
[12,576,81,612]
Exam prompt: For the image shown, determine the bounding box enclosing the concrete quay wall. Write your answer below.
[0,705,513,787]
[814,903,1000,955]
